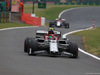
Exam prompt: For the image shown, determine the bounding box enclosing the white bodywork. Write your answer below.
[29,48,32,54]
[36,30,48,34]
[49,40,58,53]
[56,18,65,21]
[62,19,65,21]
[57,21,61,26]
[36,30,61,35]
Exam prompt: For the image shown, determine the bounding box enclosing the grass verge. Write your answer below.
[72,27,100,56]
[0,23,32,29]
[24,4,99,20]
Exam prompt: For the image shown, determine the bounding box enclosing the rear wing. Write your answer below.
[56,18,65,21]
[36,30,48,35]
[36,30,61,37]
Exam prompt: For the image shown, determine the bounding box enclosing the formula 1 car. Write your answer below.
[24,28,78,58]
[49,18,69,28]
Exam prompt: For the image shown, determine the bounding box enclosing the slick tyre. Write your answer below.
[65,23,69,28]
[68,42,78,58]
[28,38,38,56]
[49,22,53,27]
[24,38,30,52]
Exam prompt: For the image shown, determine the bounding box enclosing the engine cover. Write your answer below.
[49,40,59,53]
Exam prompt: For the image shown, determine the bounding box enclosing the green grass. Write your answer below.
[72,28,100,56]
[24,4,99,20]
[0,23,32,29]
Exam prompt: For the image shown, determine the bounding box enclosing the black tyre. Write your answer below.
[68,42,78,58]
[49,22,53,27]
[27,38,38,56]
[24,38,30,52]
[65,23,69,28]
[67,23,69,28]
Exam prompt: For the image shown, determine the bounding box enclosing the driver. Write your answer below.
[58,18,62,21]
[48,28,54,34]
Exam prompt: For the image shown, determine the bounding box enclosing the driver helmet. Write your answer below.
[48,28,54,34]
[58,18,62,21]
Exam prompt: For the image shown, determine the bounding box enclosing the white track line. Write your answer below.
[62,27,92,38]
[59,8,100,60]
[62,27,100,60]
[59,8,81,18]
[0,26,38,31]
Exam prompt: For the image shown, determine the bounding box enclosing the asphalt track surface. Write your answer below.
[0,7,100,75]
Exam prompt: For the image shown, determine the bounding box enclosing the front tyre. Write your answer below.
[24,38,30,52]
[28,38,38,56]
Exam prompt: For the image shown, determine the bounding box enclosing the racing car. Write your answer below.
[24,28,78,58]
[49,18,69,28]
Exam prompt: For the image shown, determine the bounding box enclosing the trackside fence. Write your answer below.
[23,0,100,5]
[0,12,10,23]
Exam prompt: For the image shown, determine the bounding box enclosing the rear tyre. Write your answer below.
[24,38,30,52]
[49,22,53,27]
[68,42,78,58]
[27,38,38,56]
[65,23,69,28]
